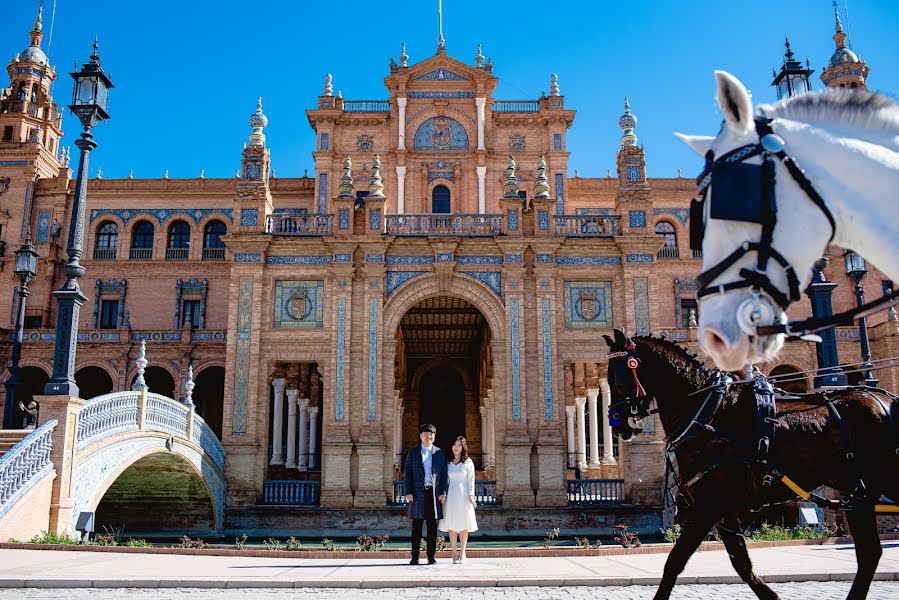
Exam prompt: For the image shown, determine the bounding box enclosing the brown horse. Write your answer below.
[604,330,899,600]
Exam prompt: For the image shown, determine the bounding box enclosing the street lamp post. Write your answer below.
[845,251,879,387]
[44,40,113,397]
[3,239,39,428]
[804,258,847,388]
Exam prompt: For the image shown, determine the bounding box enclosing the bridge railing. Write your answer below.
[77,392,141,449]
[0,419,57,518]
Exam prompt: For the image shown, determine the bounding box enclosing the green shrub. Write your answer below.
[264,538,284,551]
[543,527,560,549]
[321,538,338,551]
[285,536,303,551]
[235,534,248,550]
[613,523,641,548]
[28,531,80,545]
[746,523,835,542]
[356,534,389,551]
[661,524,681,543]
[123,538,152,548]
[175,535,206,549]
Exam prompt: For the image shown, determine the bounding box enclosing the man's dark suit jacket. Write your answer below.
[404,445,449,520]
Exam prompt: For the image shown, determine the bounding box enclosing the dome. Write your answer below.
[18,45,48,66]
[828,47,859,68]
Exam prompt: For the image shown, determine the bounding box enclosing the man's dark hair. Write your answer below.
[419,423,436,434]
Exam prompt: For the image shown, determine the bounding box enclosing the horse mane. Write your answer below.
[757,89,899,133]
[634,335,715,391]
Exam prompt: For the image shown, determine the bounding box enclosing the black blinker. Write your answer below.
[708,161,764,223]
[689,198,705,252]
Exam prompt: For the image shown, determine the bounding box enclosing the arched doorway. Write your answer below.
[194,367,225,439]
[419,366,466,450]
[14,366,49,428]
[75,366,114,400]
[132,366,176,399]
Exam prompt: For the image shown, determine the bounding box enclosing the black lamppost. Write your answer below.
[804,258,847,388]
[771,35,814,100]
[3,239,39,428]
[44,40,113,397]
[845,251,879,387]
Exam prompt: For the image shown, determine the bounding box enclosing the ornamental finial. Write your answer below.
[249,96,268,146]
[184,364,195,407]
[475,44,484,68]
[338,156,354,199]
[550,73,560,96]
[784,34,794,61]
[399,42,408,67]
[833,0,843,33]
[132,340,148,389]
[502,156,520,198]
[163,169,168,179]
[128,169,133,179]
[323,73,333,97]
[199,169,205,179]
[534,155,551,199]
[368,155,385,198]
[618,97,638,147]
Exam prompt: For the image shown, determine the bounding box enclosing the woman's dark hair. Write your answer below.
[452,436,469,463]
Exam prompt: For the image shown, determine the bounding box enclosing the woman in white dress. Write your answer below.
[438,436,478,563]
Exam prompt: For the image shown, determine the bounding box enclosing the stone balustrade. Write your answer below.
[553,214,620,237]
[0,419,57,517]
[385,213,503,236]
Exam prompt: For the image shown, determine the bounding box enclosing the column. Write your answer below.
[308,405,319,469]
[397,97,407,150]
[475,97,486,150]
[565,405,576,467]
[393,394,403,466]
[298,397,310,471]
[586,387,601,466]
[479,404,488,466]
[575,396,587,471]
[285,388,298,468]
[486,390,496,466]
[270,378,286,465]
[476,166,487,214]
[396,166,407,214]
[600,379,616,464]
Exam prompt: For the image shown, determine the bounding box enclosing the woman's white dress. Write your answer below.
[438,458,478,532]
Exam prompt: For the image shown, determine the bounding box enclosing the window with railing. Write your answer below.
[94,221,118,260]
[130,220,154,260]
[202,220,226,260]
[166,220,191,260]
[655,221,679,258]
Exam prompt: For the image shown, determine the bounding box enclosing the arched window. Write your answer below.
[203,220,227,260]
[655,221,679,258]
[432,185,450,214]
[167,220,190,260]
[94,221,118,260]
[130,221,154,260]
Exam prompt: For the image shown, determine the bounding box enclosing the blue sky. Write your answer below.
[4,0,898,180]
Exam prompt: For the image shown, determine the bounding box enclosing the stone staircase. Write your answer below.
[0,429,29,457]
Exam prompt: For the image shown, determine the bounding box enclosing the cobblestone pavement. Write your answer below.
[1,583,898,600]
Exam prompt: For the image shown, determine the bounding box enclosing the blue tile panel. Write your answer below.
[408,91,474,98]
[365,254,385,262]
[339,209,350,230]
[413,117,470,150]
[436,253,453,263]
[240,209,258,226]
[542,298,554,421]
[507,209,518,231]
[369,209,381,231]
[653,207,690,224]
[629,211,647,228]
[536,254,553,264]
[575,208,614,215]
[667,330,689,340]
[634,277,650,335]
[626,254,654,263]
[455,256,502,265]
[232,276,253,434]
[505,254,523,263]
[265,255,332,264]
[556,256,621,265]
[318,173,328,213]
[554,174,564,214]
[563,281,614,328]
[234,253,261,263]
[20,183,32,239]
[320,133,329,151]
[245,164,261,180]
[273,280,324,328]
[90,208,234,225]
[553,133,562,151]
[385,256,434,265]
[368,298,378,421]
[386,271,428,296]
[538,210,549,231]
[510,299,521,420]
[415,68,468,81]
[131,332,182,341]
[334,254,352,263]
[35,210,51,243]
[428,171,455,184]
[272,208,308,215]
[335,297,346,421]
[461,271,502,298]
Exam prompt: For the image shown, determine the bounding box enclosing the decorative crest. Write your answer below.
[550,73,560,96]
[368,154,385,198]
[132,340,148,389]
[399,43,408,67]
[338,156,355,198]
[534,155,551,199]
[323,73,333,97]
[502,156,520,198]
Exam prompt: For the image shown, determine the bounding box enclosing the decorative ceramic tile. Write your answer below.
[232,276,252,433]
[265,255,332,265]
[508,209,518,231]
[335,297,346,421]
[536,254,553,264]
[542,298,554,421]
[408,92,474,98]
[563,281,614,328]
[538,210,549,231]
[626,166,642,181]
[245,164,261,180]
[386,271,428,296]
[575,208,614,215]
[415,68,467,81]
[456,256,502,265]
[556,256,621,265]
[334,254,352,263]
[90,208,234,225]
[461,271,502,297]
[553,133,562,151]
[667,331,689,340]
[385,256,434,265]
[511,299,521,420]
[272,208,308,215]
[369,209,381,230]
[509,135,526,151]
[629,211,647,228]
[240,209,258,226]
[365,254,385,262]
[626,254,653,263]
[339,209,350,230]
[436,253,453,263]
[36,210,51,243]
[234,253,261,263]
[413,117,469,151]
[273,280,324,328]
[368,298,378,421]
[634,277,650,335]
[554,173,564,214]
[320,133,329,151]
[427,171,455,183]
[505,254,523,263]
[318,173,328,213]
[654,207,690,224]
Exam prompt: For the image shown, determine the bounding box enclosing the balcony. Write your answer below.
[343,100,390,113]
[166,247,189,260]
[266,214,334,236]
[657,246,680,259]
[93,247,117,260]
[566,479,625,505]
[492,100,540,113]
[385,214,503,237]
[692,249,703,259]
[202,247,226,261]
[129,248,152,260]
[554,215,620,237]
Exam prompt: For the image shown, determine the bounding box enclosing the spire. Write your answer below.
[550,74,560,96]
[833,0,843,34]
[618,97,638,147]
[30,1,44,47]
[475,44,484,68]
[534,156,551,199]
[502,156,520,198]
[399,43,408,67]
[784,34,794,61]
[368,155,385,198]
[323,74,333,97]
[338,156,354,198]
[248,96,268,146]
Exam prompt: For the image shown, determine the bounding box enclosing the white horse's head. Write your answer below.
[675,71,833,371]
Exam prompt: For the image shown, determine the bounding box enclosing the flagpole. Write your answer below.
[438,0,444,47]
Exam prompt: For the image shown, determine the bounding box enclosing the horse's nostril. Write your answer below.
[702,328,731,354]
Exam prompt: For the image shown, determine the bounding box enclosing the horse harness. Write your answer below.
[690,117,899,339]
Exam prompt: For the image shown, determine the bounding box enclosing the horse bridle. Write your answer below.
[606,345,652,430]
[691,117,837,337]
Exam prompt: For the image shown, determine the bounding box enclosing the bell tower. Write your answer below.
[820,1,869,90]
[614,98,652,234]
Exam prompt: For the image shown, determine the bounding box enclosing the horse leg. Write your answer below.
[845,507,882,600]
[717,516,779,600]
[653,510,720,600]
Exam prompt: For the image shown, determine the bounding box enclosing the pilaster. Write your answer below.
[33,394,83,535]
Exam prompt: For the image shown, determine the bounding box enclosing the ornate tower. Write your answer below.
[820,1,869,89]
[614,98,652,234]
[234,98,273,233]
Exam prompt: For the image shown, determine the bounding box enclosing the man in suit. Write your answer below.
[404,423,448,565]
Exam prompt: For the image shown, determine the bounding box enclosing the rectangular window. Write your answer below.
[883,279,895,296]
[680,298,698,329]
[1,126,12,141]
[182,299,201,328]
[99,300,119,329]
[23,315,42,329]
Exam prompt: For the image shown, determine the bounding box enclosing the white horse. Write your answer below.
[676,71,899,371]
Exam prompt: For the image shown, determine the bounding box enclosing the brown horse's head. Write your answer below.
[603,329,653,441]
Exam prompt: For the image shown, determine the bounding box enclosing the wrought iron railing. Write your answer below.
[166,247,189,260]
[266,214,334,236]
[692,249,703,259]
[657,246,680,259]
[93,247,117,260]
[129,247,153,260]
[0,419,56,518]
[385,214,503,236]
[492,100,540,113]
[554,215,620,237]
[391,479,498,505]
[262,480,321,505]
[566,479,624,504]
[343,100,391,113]
[202,247,226,260]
